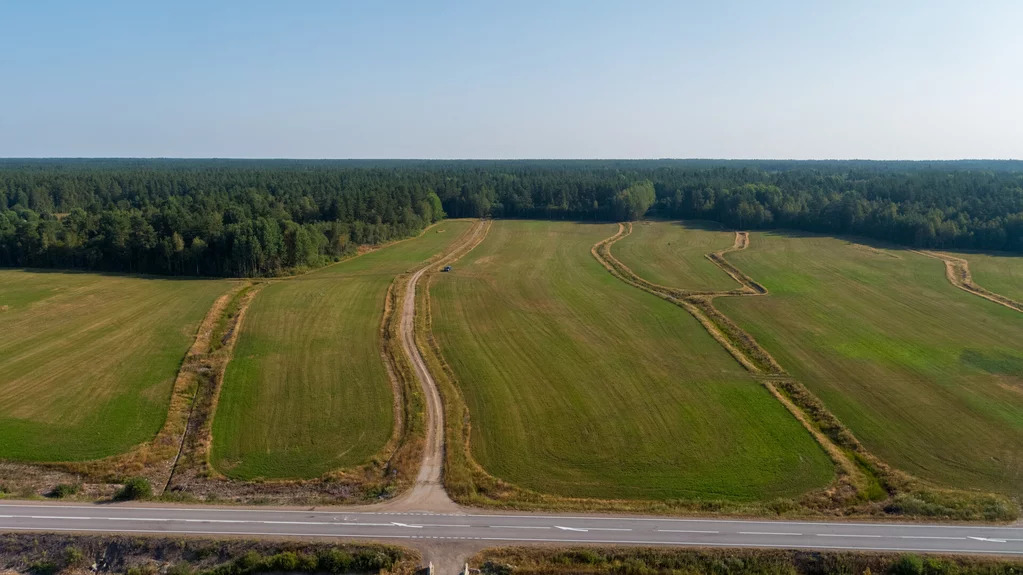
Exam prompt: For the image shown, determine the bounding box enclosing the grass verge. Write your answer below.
[0,533,418,575]
[472,546,1023,575]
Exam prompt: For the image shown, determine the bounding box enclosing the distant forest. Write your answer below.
[2,159,1022,276]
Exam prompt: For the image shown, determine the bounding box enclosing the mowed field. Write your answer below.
[612,220,739,292]
[211,221,472,480]
[715,233,1023,497]
[429,220,833,501]
[0,270,228,461]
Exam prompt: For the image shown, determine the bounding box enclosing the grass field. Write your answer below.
[951,251,1023,304]
[612,220,739,292]
[210,221,473,480]
[715,233,1023,497]
[0,270,228,462]
[428,220,833,502]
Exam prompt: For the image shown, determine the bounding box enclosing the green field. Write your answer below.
[715,233,1023,497]
[0,270,228,461]
[952,251,1023,304]
[211,221,472,480]
[612,220,739,292]
[429,220,833,501]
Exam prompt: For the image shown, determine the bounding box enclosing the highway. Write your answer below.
[1,502,1021,556]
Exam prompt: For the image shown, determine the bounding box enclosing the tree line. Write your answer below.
[1,159,1021,276]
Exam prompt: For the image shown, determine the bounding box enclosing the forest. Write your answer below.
[1,159,1021,276]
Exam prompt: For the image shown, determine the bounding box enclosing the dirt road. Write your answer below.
[382,219,490,513]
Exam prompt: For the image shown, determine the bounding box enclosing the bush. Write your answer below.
[63,546,86,569]
[116,477,152,500]
[890,554,924,575]
[29,560,60,575]
[49,483,80,499]
[317,549,353,574]
[266,552,299,572]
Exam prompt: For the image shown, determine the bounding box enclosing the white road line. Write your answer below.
[3,504,1021,533]
[490,526,551,529]
[816,534,883,538]
[900,536,966,540]
[417,524,472,528]
[739,531,802,536]
[2,526,1022,555]
[456,512,1023,531]
[657,530,719,534]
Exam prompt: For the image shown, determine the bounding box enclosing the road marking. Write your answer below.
[417,524,472,528]
[457,511,1023,531]
[740,531,802,536]
[899,536,966,540]
[657,530,719,534]
[969,536,1008,543]
[391,522,423,529]
[2,526,1022,555]
[816,534,882,538]
[3,504,1021,533]
[555,526,588,532]
[491,526,551,529]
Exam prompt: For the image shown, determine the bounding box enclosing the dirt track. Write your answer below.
[916,250,1023,313]
[380,219,491,512]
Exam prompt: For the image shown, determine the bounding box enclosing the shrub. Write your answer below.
[352,551,393,572]
[266,552,299,572]
[49,483,80,499]
[28,560,59,575]
[63,546,86,568]
[116,477,152,500]
[890,554,924,575]
[317,549,353,573]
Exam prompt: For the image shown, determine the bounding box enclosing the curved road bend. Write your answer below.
[0,503,1020,556]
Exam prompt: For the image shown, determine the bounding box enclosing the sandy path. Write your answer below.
[379,219,490,513]
[916,250,1023,313]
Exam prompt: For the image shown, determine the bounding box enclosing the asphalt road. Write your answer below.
[1,502,1021,556]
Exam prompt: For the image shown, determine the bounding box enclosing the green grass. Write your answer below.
[951,250,1023,303]
[429,220,833,501]
[0,270,228,461]
[210,221,473,480]
[715,232,1023,497]
[612,220,739,291]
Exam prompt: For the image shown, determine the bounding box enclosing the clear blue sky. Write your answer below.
[1,0,1020,159]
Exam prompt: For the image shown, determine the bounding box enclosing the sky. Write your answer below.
[1,0,1021,159]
